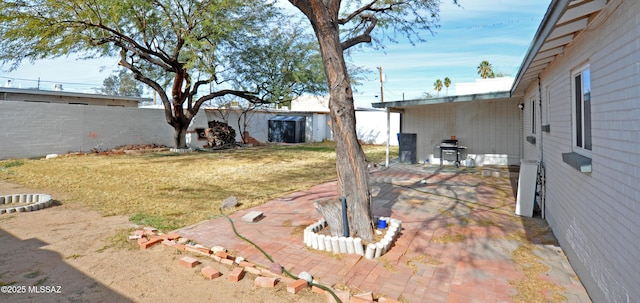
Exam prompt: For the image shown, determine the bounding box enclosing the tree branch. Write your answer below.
[338,0,376,24]
[117,48,173,124]
[192,89,267,116]
[338,0,403,24]
[341,15,378,50]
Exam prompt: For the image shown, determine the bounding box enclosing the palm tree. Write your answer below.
[434,79,443,96]
[444,77,451,95]
[477,60,495,79]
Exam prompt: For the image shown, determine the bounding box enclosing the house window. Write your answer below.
[545,86,551,125]
[572,65,591,153]
[531,100,536,134]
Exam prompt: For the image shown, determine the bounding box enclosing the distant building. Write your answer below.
[0,87,150,107]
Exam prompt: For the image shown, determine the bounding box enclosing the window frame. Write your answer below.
[545,85,550,125]
[531,99,536,135]
[571,64,592,157]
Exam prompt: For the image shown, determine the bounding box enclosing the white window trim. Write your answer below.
[571,64,592,158]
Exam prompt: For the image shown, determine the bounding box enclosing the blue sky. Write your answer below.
[350,0,551,106]
[0,1,550,107]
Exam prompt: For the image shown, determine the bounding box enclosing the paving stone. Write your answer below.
[171,165,591,303]
[179,256,200,268]
[201,266,221,280]
[211,246,226,253]
[269,262,283,274]
[220,258,235,266]
[287,279,308,294]
[326,289,350,303]
[186,245,211,255]
[311,285,326,294]
[244,266,261,275]
[348,291,374,303]
[228,267,245,282]
[254,276,277,288]
[161,239,176,246]
[241,210,264,223]
[161,233,181,240]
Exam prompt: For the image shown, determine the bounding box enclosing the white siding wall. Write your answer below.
[522,1,640,301]
[401,98,522,166]
[522,94,542,161]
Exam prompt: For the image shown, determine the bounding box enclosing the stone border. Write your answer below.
[303,217,402,259]
[0,194,53,214]
[169,148,194,153]
[134,228,403,302]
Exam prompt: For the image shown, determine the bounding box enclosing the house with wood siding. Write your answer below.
[373,0,639,301]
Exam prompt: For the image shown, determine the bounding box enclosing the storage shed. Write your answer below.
[268,116,306,143]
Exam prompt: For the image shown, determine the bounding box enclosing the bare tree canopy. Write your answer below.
[0,0,326,148]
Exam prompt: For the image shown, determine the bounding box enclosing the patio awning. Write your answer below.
[371,91,513,111]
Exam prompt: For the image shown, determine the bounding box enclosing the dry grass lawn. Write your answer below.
[0,142,397,231]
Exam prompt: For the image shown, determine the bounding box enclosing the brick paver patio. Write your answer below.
[175,164,591,302]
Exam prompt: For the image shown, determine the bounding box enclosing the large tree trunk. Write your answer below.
[301,2,374,242]
[170,102,190,149]
[173,125,188,149]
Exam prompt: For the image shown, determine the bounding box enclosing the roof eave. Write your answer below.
[0,87,151,103]
[371,91,512,109]
[510,0,571,96]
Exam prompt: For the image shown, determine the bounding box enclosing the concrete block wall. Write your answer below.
[522,1,640,301]
[0,101,180,159]
[355,111,400,145]
[204,108,399,145]
[1,100,398,160]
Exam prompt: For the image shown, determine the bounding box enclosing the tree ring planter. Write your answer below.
[303,217,401,259]
[0,194,53,215]
[169,148,194,153]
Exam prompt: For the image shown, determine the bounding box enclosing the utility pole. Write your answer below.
[377,66,384,103]
[377,66,391,167]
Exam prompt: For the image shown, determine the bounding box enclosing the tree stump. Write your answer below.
[314,199,345,237]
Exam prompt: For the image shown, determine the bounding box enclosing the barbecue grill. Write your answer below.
[437,139,467,167]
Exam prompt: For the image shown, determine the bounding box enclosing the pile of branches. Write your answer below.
[205,121,237,149]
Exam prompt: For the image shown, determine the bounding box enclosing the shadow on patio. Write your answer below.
[175,163,590,302]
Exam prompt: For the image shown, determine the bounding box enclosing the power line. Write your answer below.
[0,75,102,87]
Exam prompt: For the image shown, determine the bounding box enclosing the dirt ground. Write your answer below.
[0,180,324,303]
